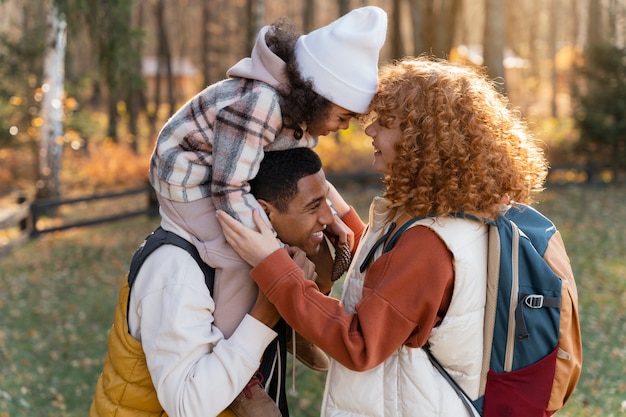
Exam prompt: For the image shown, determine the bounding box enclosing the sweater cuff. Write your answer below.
[229,314,278,360]
[341,206,361,226]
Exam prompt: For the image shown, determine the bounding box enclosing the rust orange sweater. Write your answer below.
[250,208,454,371]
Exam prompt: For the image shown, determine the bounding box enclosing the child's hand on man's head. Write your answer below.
[216,208,281,267]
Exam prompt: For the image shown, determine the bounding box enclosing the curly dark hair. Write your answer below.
[265,18,333,132]
[364,56,548,219]
[250,147,322,212]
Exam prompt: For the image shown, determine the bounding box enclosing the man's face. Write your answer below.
[262,170,335,257]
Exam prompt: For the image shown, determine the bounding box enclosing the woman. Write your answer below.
[217,56,548,416]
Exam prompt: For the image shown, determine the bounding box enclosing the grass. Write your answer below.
[0,183,625,416]
[536,185,626,416]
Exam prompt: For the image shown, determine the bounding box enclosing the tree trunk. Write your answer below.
[409,0,425,55]
[246,0,255,52]
[201,0,212,86]
[338,0,349,17]
[37,1,66,200]
[423,0,435,54]
[549,0,558,117]
[303,0,315,33]
[412,0,461,58]
[391,0,404,59]
[255,0,265,40]
[435,0,461,57]
[128,1,143,153]
[107,91,118,141]
[483,0,506,93]
[155,0,175,117]
[586,0,602,46]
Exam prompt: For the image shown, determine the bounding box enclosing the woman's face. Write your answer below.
[365,118,402,175]
[308,104,355,137]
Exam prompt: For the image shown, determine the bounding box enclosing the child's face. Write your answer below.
[308,104,356,137]
[365,118,402,175]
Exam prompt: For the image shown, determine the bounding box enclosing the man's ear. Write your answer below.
[257,199,277,220]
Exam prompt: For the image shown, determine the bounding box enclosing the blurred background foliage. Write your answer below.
[1,1,626,416]
[0,0,625,199]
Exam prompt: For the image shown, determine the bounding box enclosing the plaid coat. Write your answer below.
[149,77,317,229]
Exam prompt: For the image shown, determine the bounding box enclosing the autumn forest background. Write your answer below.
[1,0,625,200]
[1,0,626,416]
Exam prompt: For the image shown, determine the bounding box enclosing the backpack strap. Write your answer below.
[377,212,492,415]
[423,345,481,417]
[501,219,562,343]
[126,227,216,333]
[358,221,397,273]
[384,212,494,253]
[128,226,215,293]
[383,217,424,253]
[515,292,562,341]
[128,226,215,296]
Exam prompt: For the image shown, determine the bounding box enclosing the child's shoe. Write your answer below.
[287,332,330,372]
[228,372,282,417]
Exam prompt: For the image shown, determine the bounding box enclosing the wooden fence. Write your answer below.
[29,186,158,237]
[0,186,158,256]
[0,166,613,256]
[0,172,381,256]
[0,193,32,256]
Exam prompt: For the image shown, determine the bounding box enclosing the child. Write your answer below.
[147,6,387,416]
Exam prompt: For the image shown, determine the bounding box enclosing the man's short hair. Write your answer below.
[251,148,323,212]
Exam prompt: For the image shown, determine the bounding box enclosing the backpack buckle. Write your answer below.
[524,294,544,308]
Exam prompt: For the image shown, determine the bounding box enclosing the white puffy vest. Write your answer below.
[322,199,488,417]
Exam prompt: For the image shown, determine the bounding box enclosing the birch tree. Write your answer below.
[37,1,66,200]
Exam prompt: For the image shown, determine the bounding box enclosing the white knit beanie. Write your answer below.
[294,6,388,114]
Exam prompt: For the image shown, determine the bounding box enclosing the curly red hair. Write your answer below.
[363,56,548,219]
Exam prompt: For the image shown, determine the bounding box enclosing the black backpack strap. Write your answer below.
[359,216,428,273]
[423,345,480,416]
[128,227,215,293]
[373,212,495,262]
[126,227,215,333]
[383,217,426,253]
[515,292,561,341]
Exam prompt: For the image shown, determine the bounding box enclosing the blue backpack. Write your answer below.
[388,204,582,417]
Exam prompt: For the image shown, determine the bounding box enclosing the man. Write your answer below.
[90,147,339,417]
[248,147,340,294]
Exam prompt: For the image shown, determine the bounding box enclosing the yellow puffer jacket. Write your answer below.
[89,278,234,417]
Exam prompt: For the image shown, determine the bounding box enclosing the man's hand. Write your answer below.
[307,238,334,294]
[248,289,280,328]
[285,245,318,282]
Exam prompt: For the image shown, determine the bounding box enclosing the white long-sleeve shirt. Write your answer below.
[127,237,277,417]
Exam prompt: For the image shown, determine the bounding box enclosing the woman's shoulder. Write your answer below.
[391,215,488,251]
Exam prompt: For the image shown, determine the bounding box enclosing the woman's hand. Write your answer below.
[216,209,281,267]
